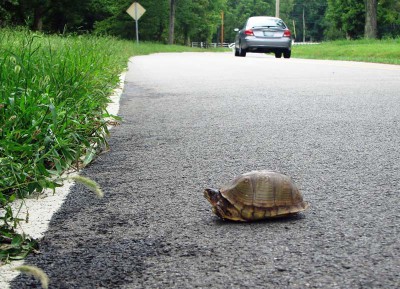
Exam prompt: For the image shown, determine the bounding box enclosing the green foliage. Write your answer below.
[325,0,365,39]
[0,28,126,262]
[94,0,170,41]
[1,0,400,42]
[176,0,226,43]
[378,0,400,37]
[0,29,121,199]
[0,225,39,262]
[288,0,327,42]
[0,0,91,31]
[325,0,400,39]
[94,0,228,44]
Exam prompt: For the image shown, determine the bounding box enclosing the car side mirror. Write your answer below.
[234,28,239,32]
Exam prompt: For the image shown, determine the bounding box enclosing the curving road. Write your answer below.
[12,52,400,288]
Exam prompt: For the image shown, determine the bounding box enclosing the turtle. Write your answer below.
[204,170,309,222]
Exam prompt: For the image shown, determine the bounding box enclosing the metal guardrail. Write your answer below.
[292,42,320,45]
[191,42,231,48]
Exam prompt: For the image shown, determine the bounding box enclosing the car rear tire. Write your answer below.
[275,52,282,58]
[234,48,240,56]
[239,46,246,57]
[283,50,291,58]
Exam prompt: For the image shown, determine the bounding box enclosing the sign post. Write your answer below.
[276,0,280,18]
[126,2,146,43]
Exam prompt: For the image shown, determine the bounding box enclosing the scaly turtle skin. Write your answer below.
[204,170,309,222]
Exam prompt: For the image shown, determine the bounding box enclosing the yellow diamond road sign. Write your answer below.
[126,2,146,21]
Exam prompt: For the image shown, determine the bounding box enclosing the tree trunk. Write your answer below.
[157,19,164,42]
[33,5,45,31]
[183,25,190,46]
[168,0,176,44]
[365,0,377,38]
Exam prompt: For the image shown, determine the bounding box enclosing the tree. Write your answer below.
[168,0,176,44]
[377,0,400,37]
[289,0,327,42]
[0,0,19,27]
[365,0,377,38]
[173,0,227,44]
[325,0,365,39]
[0,0,91,32]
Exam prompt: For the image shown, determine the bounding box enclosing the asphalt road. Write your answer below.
[12,53,400,288]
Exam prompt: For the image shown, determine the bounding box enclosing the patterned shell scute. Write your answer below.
[220,170,305,214]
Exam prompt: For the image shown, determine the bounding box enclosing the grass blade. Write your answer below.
[14,265,49,289]
[71,175,104,198]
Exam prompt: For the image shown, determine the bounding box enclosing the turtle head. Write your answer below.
[203,188,221,206]
[204,188,247,221]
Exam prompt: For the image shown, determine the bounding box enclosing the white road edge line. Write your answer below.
[0,72,126,288]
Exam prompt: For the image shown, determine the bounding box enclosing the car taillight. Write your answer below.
[283,29,291,37]
[244,29,254,36]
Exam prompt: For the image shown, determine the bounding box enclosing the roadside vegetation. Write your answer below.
[293,38,400,65]
[0,28,211,263]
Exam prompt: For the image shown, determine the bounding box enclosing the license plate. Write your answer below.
[264,32,282,37]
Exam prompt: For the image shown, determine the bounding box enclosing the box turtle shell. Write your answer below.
[204,170,309,222]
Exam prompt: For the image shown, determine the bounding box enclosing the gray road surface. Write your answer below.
[12,53,400,288]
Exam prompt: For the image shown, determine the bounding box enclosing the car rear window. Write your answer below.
[246,17,286,29]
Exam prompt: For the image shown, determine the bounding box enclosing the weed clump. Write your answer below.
[0,29,127,261]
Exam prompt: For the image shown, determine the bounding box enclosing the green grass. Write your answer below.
[292,38,400,65]
[0,28,212,262]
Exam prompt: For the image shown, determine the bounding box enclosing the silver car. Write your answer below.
[234,16,292,58]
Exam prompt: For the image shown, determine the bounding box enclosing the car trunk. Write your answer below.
[252,27,284,38]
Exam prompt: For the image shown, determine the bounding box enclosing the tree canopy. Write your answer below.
[1,0,399,42]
